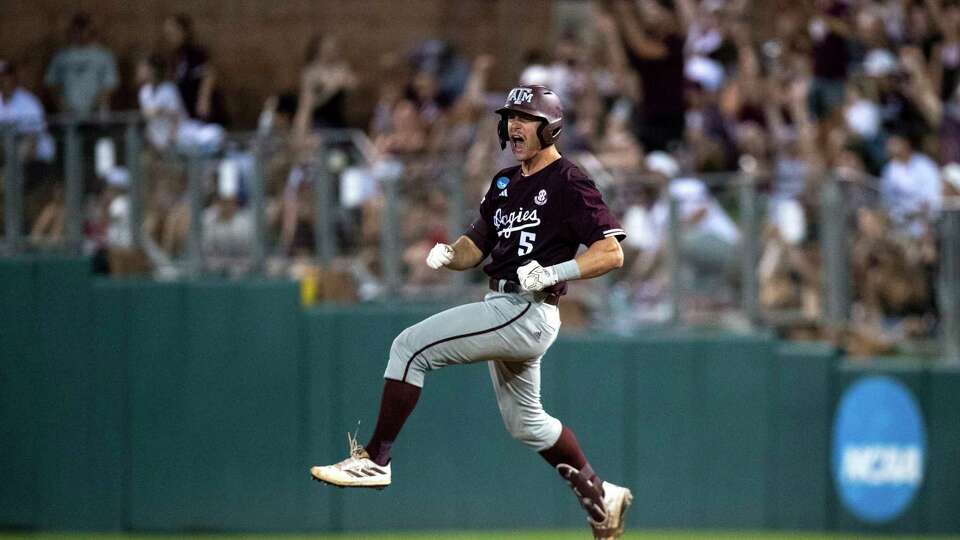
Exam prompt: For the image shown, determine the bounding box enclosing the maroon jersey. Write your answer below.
[464,157,625,295]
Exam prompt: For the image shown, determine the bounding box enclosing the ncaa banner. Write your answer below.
[832,375,927,524]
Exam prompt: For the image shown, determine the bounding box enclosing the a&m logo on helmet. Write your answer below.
[507,87,534,105]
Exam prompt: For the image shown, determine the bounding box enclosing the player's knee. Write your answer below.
[503,409,561,450]
[390,327,414,359]
[385,326,433,387]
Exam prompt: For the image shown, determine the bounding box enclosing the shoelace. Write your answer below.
[347,430,365,461]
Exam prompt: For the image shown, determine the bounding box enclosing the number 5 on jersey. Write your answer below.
[518,231,536,256]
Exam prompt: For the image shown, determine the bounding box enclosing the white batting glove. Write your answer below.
[517,260,559,292]
[426,243,455,270]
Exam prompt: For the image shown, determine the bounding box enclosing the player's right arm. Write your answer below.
[427,174,501,271]
[426,235,485,271]
[444,235,484,270]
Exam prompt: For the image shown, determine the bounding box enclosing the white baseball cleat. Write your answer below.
[310,432,391,489]
[589,481,633,539]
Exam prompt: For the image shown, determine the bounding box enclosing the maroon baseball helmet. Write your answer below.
[495,84,564,150]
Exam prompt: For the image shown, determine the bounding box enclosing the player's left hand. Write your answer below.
[517,260,558,292]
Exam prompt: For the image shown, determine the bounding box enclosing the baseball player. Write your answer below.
[311,84,632,538]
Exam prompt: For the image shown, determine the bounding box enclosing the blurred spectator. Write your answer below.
[848,206,937,354]
[593,99,643,173]
[374,99,426,155]
[203,162,254,276]
[880,132,942,237]
[29,184,65,249]
[258,91,299,137]
[808,0,852,119]
[90,167,149,275]
[408,69,444,127]
[367,55,398,134]
[406,39,470,108]
[0,60,55,164]
[104,167,132,252]
[519,31,584,106]
[278,142,320,257]
[865,45,938,149]
[521,31,598,150]
[758,209,822,321]
[683,0,737,69]
[44,12,118,116]
[0,59,56,229]
[681,0,733,96]
[764,75,819,208]
[841,78,885,172]
[401,189,448,290]
[929,1,960,101]
[136,54,224,155]
[945,162,960,198]
[629,151,739,295]
[428,53,494,154]
[293,34,357,133]
[162,13,228,124]
[605,0,687,151]
[685,81,733,172]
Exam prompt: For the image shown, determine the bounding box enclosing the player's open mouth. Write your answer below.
[510,135,524,152]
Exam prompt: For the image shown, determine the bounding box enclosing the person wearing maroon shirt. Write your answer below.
[809,0,852,119]
[311,85,633,539]
[162,14,228,125]
[611,0,687,152]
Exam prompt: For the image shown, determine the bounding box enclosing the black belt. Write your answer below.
[489,278,560,306]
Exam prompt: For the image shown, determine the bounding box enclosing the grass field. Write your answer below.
[3,532,960,540]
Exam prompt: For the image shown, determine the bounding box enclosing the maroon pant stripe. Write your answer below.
[401,302,532,383]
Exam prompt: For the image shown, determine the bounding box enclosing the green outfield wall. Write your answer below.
[1,257,958,534]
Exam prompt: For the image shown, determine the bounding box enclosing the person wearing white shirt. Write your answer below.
[135,55,222,155]
[880,133,942,237]
[0,60,55,163]
[1,59,58,232]
[623,151,740,295]
[202,169,253,276]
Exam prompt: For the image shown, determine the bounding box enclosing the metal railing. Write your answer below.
[3,111,959,361]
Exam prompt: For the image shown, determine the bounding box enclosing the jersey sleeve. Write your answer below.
[463,191,496,257]
[564,170,626,246]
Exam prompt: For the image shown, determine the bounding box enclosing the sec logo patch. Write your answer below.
[496,176,510,189]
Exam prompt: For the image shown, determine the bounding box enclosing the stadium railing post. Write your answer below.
[249,138,267,275]
[379,163,402,296]
[64,118,84,256]
[940,203,960,364]
[124,114,145,250]
[739,171,761,329]
[312,144,336,266]
[667,192,682,325]
[185,152,205,276]
[820,175,852,338]
[2,126,23,254]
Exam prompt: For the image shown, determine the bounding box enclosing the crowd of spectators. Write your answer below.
[3,1,960,352]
